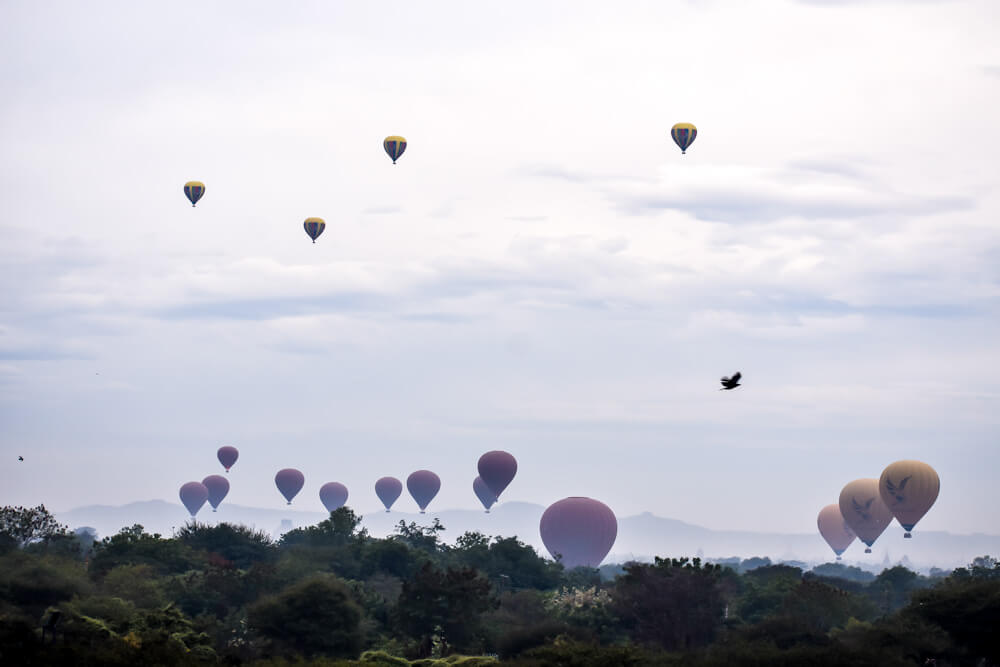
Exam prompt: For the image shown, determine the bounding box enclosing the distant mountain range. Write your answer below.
[55,500,1000,571]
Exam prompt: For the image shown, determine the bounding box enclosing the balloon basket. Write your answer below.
[485,510,490,514]
[287,502,291,505]
[904,532,912,538]
[836,556,841,560]
[385,509,390,513]
[420,510,425,514]
[212,509,217,512]
[864,547,872,553]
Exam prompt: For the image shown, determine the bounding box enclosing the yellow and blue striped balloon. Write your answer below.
[184,181,205,206]
[670,123,697,154]
[303,217,326,244]
[383,135,407,164]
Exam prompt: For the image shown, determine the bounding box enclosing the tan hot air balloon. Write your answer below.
[817,504,855,560]
[879,460,940,538]
[838,478,893,553]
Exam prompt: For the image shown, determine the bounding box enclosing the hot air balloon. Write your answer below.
[879,460,940,538]
[184,181,205,206]
[477,450,517,500]
[319,482,349,513]
[839,479,893,553]
[217,446,239,472]
[383,136,407,164]
[539,497,618,569]
[275,468,305,505]
[817,504,855,560]
[375,477,403,512]
[304,217,325,244]
[670,123,697,154]
[407,470,440,513]
[179,481,209,517]
[202,475,230,512]
[473,476,497,513]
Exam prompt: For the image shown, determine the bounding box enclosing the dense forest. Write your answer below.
[1,504,997,666]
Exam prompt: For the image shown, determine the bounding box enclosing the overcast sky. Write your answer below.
[1,0,998,536]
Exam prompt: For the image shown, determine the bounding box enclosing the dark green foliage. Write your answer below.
[451,532,562,591]
[809,562,876,583]
[611,557,727,650]
[394,563,497,657]
[0,551,91,616]
[176,521,278,568]
[0,498,995,667]
[89,524,201,577]
[248,573,363,658]
[905,574,1000,664]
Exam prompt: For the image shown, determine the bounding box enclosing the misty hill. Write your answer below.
[55,500,1000,570]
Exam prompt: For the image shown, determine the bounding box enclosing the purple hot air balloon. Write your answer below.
[407,470,441,514]
[319,482,349,513]
[217,446,239,472]
[375,477,403,512]
[202,475,230,512]
[275,468,305,505]
[179,481,209,518]
[539,497,618,570]
[473,476,497,513]
[477,450,517,500]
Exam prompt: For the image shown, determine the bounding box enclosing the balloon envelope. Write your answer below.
[473,476,496,512]
[839,478,893,552]
[375,477,403,512]
[304,217,326,243]
[383,135,407,164]
[217,446,239,472]
[539,497,618,569]
[184,181,205,206]
[670,123,697,154]
[407,470,441,513]
[879,460,940,537]
[202,475,230,511]
[817,504,855,558]
[319,482,349,513]
[179,482,209,517]
[477,450,517,499]
[275,468,305,505]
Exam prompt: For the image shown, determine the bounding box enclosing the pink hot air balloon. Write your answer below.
[202,475,230,512]
[375,477,403,512]
[217,446,239,472]
[319,482,349,513]
[817,504,855,560]
[275,468,305,505]
[473,476,497,513]
[477,450,517,500]
[407,470,441,513]
[539,497,618,569]
[179,481,209,518]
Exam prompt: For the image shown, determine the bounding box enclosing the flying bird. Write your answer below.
[720,372,742,390]
[18,456,23,461]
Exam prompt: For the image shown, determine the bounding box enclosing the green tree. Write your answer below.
[89,524,201,577]
[248,573,363,658]
[611,557,727,651]
[394,563,497,656]
[176,521,278,568]
[0,505,69,548]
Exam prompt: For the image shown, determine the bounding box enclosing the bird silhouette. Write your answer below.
[852,497,875,522]
[720,371,742,390]
[18,456,23,461]
[884,476,911,504]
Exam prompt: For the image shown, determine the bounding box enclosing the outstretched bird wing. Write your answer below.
[731,371,742,383]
